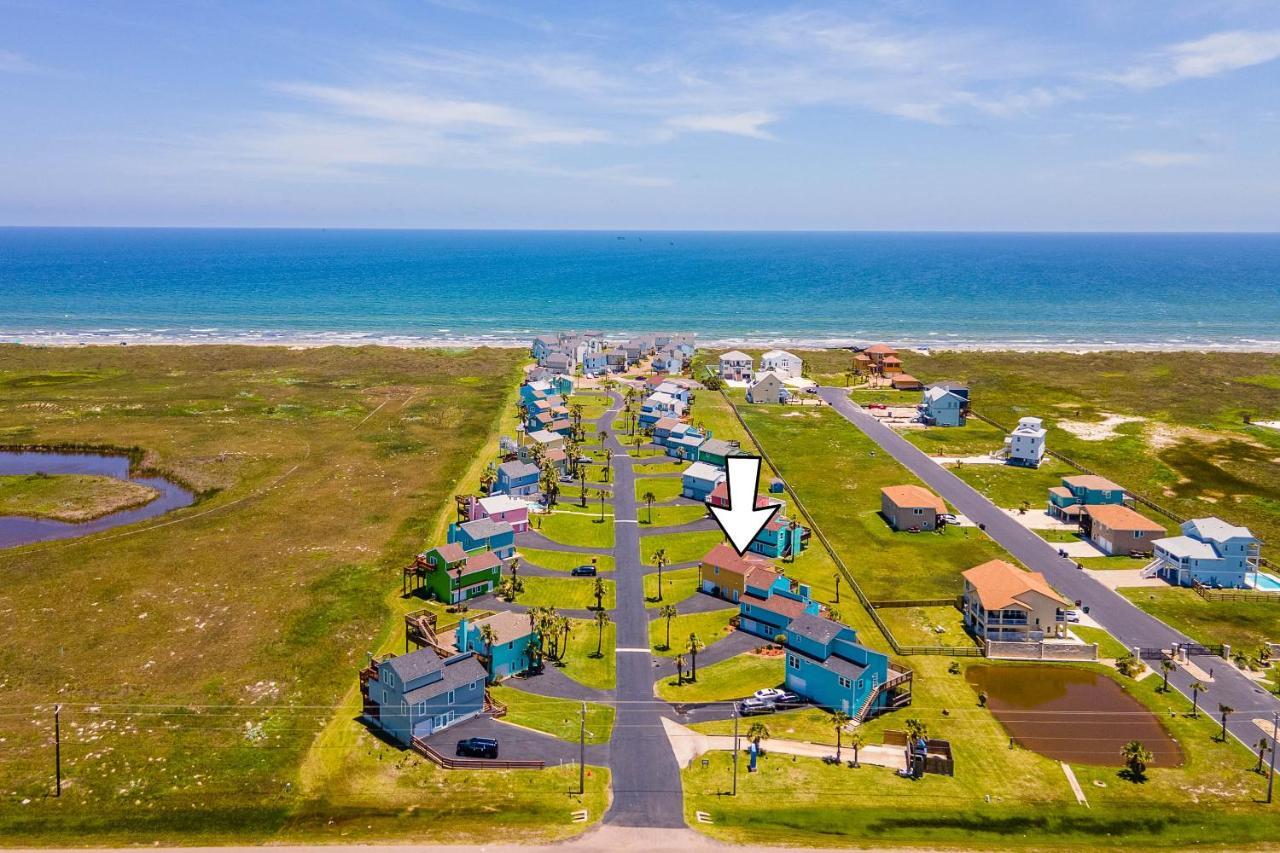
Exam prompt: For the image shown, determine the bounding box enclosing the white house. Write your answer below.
[760,349,803,379]
[746,372,788,404]
[1150,517,1261,588]
[1005,417,1046,468]
[719,350,754,382]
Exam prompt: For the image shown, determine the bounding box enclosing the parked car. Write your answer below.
[571,564,598,577]
[940,513,959,525]
[867,403,887,410]
[737,697,776,716]
[1063,610,1081,623]
[456,737,499,759]
[576,456,594,465]
[755,688,802,707]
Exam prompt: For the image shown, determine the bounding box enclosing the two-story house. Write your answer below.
[455,611,539,682]
[1081,503,1165,557]
[681,461,725,501]
[746,372,788,404]
[416,543,503,603]
[1046,474,1127,522]
[468,494,530,533]
[1151,517,1262,588]
[1005,417,1046,468]
[881,484,947,531]
[696,438,743,467]
[698,543,778,603]
[782,613,897,720]
[961,559,1069,642]
[920,383,969,427]
[494,460,541,497]
[447,518,516,559]
[760,349,803,379]
[718,350,755,382]
[361,648,487,746]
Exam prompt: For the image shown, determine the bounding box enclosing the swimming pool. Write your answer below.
[1252,572,1280,592]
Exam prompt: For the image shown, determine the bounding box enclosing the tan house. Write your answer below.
[890,373,923,391]
[698,543,776,603]
[746,371,787,404]
[962,559,1070,642]
[880,484,947,531]
[864,343,903,375]
[1082,503,1166,557]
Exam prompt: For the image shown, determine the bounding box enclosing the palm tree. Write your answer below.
[1257,737,1270,774]
[508,557,520,580]
[592,576,607,611]
[558,616,572,661]
[598,487,607,522]
[653,548,668,599]
[579,465,588,507]
[597,429,608,450]
[658,604,679,650]
[643,490,657,524]
[673,654,687,686]
[593,610,611,657]
[905,718,929,743]
[1160,658,1175,692]
[847,730,866,767]
[479,624,499,681]
[832,711,852,761]
[1218,703,1234,742]
[686,633,705,681]
[479,462,497,495]
[1190,680,1207,717]
[746,722,770,751]
[1121,740,1153,781]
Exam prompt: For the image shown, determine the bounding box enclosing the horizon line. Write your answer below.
[2,225,1280,235]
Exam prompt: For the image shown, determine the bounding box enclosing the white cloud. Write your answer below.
[1125,150,1203,167]
[1109,29,1280,89]
[664,111,778,140]
[0,49,39,74]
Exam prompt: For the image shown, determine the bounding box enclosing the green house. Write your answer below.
[697,438,745,467]
[419,542,502,604]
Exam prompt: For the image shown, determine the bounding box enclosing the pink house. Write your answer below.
[469,494,530,533]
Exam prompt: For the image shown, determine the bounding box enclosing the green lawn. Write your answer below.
[691,706,839,746]
[656,652,783,702]
[0,473,159,522]
[736,405,1014,600]
[686,386,760,451]
[557,618,616,691]
[874,604,976,648]
[634,476,685,502]
[644,566,700,606]
[567,394,611,415]
[488,685,615,744]
[516,547,615,573]
[649,607,738,655]
[536,508,615,548]
[515,576,616,611]
[902,418,1010,458]
[637,503,708,527]
[1119,586,1280,656]
[951,457,1076,509]
[1070,625,1131,659]
[641,529,727,565]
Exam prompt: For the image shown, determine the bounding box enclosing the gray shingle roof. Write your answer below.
[699,438,741,457]
[498,460,540,479]
[459,518,513,540]
[383,647,443,686]
[403,653,487,702]
[796,648,867,681]
[787,612,844,647]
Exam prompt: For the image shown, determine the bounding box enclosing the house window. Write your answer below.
[447,690,455,704]
[787,655,799,669]
[415,701,426,715]
[913,508,923,515]
[857,679,864,690]
[838,676,850,689]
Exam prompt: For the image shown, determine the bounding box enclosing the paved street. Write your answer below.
[817,386,1280,746]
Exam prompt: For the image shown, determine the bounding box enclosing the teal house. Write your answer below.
[448,518,516,559]
[738,573,821,640]
[1047,474,1126,522]
[783,613,903,721]
[456,611,539,682]
[697,438,744,467]
[749,515,810,559]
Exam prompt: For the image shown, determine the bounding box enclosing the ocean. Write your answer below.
[2,228,1278,350]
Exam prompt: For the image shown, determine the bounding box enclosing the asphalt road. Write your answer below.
[599,391,688,827]
[816,386,1280,747]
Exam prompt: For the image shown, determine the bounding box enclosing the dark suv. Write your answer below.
[571,564,598,577]
[456,737,499,759]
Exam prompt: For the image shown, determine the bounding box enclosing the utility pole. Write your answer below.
[732,708,739,796]
[1270,711,1279,804]
[579,702,586,795]
[53,701,61,794]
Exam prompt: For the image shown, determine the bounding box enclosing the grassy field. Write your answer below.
[691,706,839,746]
[634,475,685,502]
[875,604,976,648]
[684,656,1272,849]
[1118,586,1280,657]
[557,618,616,691]
[736,405,1013,599]
[643,566,699,606]
[536,508,615,548]
[640,529,727,565]
[514,576,616,611]
[637,503,708,527]
[0,344,565,844]
[656,652,784,702]
[649,607,738,655]
[950,456,1076,508]
[487,685,615,745]
[1070,624,1131,659]
[0,472,159,521]
[516,547,615,573]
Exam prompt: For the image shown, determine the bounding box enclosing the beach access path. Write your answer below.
[816,386,1280,749]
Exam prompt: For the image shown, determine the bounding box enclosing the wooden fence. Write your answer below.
[1193,584,1280,604]
[411,737,544,771]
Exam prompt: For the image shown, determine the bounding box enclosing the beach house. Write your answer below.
[360,648,487,746]
[1150,517,1262,588]
[469,494,530,533]
[1005,417,1046,468]
[920,384,968,426]
[1047,474,1127,522]
[719,351,755,382]
[738,585,821,642]
[697,438,744,467]
[531,336,559,365]
[456,612,539,682]
[782,613,896,720]
[1081,504,1165,557]
[881,484,947,531]
[447,518,516,559]
[638,391,686,427]
[864,344,901,375]
[652,349,684,373]
[746,372,788,404]
[662,422,708,460]
[750,515,810,559]
[961,559,1069,642]
[698,543,777,603]
[682,461,725,502]
[761,349,803,379]
[494,460,541,497]
[582,350,610,376]
[891,374,924,391]
[416,543,503,603]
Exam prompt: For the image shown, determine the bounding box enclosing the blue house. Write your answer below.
[920,383,968,427]
[360,648,488,746]
[1151,517,1262,588]
[456,611,539,682]
[782,613,896,720]
[583,351,610,375]
[738,575,821,641]
[447,518,516,559]
[531,336,559,365]
[749,515,810,559]
[1047,474,1126,522]
[494,460,541,497]
[682,461,724,501]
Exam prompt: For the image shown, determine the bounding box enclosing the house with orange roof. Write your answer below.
[1081,503,1166,557]
[698,543,777,604]
[864,344,902,375]
[890,373,923,391]
[881,484,948,531]
[961,559,1069,642]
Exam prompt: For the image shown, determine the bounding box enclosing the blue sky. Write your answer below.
[2,0,1279,230]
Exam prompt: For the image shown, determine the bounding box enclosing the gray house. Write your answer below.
[361,648,487,747]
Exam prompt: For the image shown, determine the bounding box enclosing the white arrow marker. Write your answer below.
[708,456,781,556]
